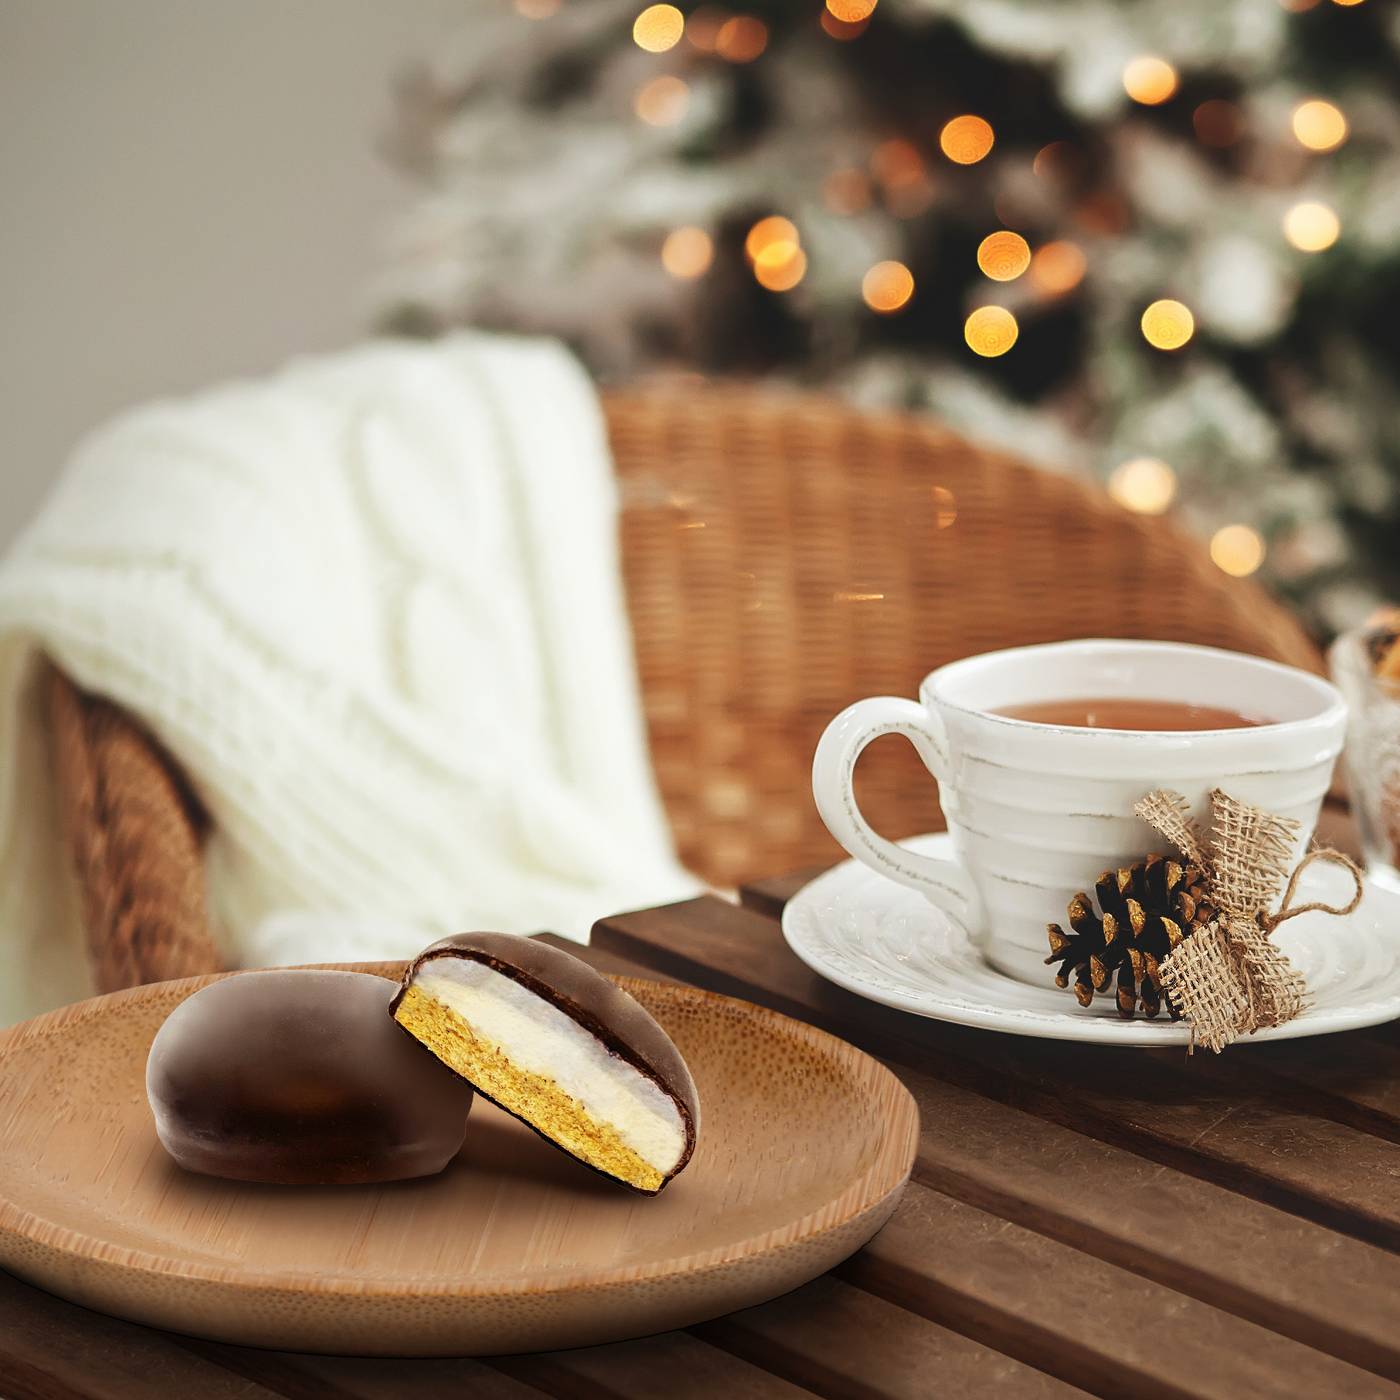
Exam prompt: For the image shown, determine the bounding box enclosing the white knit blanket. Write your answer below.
[0,334,699,1023]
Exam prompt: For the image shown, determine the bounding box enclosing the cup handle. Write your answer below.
[812,696,984,935]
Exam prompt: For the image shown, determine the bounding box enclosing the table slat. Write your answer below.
[893,1061,1400,1378]
[694,1275,1085,1399]
[564,931,1400,1384]
[846,1183,1396,1400]
[0,1271,285,1400]
[178,1342,549,1400]
[491,1332,817,1400]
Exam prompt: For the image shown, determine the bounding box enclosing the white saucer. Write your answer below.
[783,833,1400,1045]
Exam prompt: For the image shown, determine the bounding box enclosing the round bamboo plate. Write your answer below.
[0,963,917,1356]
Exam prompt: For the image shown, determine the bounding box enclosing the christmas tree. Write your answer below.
[380,0,1400,632]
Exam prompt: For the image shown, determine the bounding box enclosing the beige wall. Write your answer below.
[0,0,466,546]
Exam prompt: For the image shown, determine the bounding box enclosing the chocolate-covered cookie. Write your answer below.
[392,933,699,1194]
[147,969,474,1185]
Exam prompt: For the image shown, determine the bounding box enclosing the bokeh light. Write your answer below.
[1331,0,1365,7]
[1140,299,1195,350]
[1076,191,1129,235]
[661,227,714,280]
[886,180,933,218]
[932,485,957,529]
[1210,524,1266,577]
[821,10,869,38]
[870,141,930,214]
[862,260,915,312]
[1292,100,1347,152]
[686,6,725,50]
[826,0,877,19]
[1108,457,1177,515]
[977,231,1031,281]
[964,306,1019,356]
[1032,141,1076,180]
[715,15,767,61]
[1029,240,1086,296]
[753,242,807,291]
[634,75,690,126]
[1122,56,1179,106]
[1193,100,1244,148]
[1283,200,1340,251]
[870,138,925,189]
[939,115,995,165]
[633,4,685,52]
[745,215,799,262]
[823,167,873,214]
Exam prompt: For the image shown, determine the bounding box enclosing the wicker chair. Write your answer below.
[47,382,1322,993]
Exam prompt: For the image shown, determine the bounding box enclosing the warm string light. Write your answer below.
[977,231,1031,281]
[823,167,873,214]
[1032,142,1074,179]
[821,10,868,38]
[745,216,798,261]
[1029,241,1086,296]
[870,138,925,189]
[1193,100,1244,148]
[746,216,805,292]
[1210,524,1266,576]
[633,4,684,52]
[686,6,725,50]
[715,15,767,61]
[870,138,931,215]
[1122,56,1179,106]
[754,246,807,290]
[1283,200,1340,251]
[634,75,689,125]
[661,227,714,279]
[1331,0,1366,7]
[1108,458,1178,514]
[964,306,1019,356]
[862,260,915,313]
[1141,299,1195,350]
[826,0,877,19]
[1075,191,1130,236]
[939,115,995,165]
[1292,100,1347,152]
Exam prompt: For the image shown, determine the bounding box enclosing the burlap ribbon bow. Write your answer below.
[1134,788,1363,1053]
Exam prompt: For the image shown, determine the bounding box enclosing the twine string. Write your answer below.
[1259,848,1365,933]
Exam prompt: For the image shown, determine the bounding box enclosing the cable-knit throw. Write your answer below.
[0,335,699,1022]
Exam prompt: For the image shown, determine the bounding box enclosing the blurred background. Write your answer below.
[0,0,465,546]
[4,0,1397,629]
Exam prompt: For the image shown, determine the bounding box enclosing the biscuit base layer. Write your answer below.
[394,982,666,1193]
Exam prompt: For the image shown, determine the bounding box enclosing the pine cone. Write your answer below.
[1045,855,1215,1019]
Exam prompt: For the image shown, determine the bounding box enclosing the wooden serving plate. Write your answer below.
[0,963,917,1356]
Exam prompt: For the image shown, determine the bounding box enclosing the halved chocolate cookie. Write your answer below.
[391,933,699,1194]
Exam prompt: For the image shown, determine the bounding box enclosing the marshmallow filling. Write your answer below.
[394,959,687,1192]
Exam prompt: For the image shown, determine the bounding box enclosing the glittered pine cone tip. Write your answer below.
[1046,855,1214,1019]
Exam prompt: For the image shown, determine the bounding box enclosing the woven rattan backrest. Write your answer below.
[47,382,1322,990]
[605,383,1321,889]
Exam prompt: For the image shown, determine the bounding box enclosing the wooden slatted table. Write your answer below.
[4,842,1399,1399]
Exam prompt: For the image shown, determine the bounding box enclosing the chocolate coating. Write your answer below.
[147,970,474,1185]
[393,932,699,1187]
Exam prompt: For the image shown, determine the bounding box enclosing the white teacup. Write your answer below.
[812,639,1347,984]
